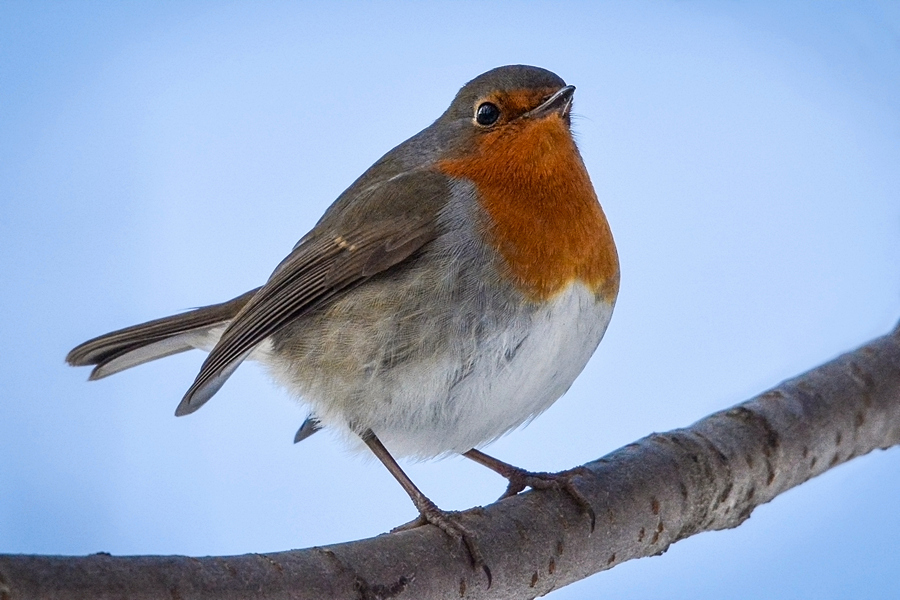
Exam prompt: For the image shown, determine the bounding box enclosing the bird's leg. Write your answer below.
[463,448,596,531]
[361,429,491,584]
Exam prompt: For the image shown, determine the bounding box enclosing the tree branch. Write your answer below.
[3,323,899,600]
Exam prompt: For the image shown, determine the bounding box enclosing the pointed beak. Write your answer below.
[523,85,575,119]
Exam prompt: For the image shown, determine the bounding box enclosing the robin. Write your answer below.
[67,64,620,579]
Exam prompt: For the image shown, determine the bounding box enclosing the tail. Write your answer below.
[66,288,259,381]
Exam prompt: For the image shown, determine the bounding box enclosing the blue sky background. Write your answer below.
[1,2,898,598]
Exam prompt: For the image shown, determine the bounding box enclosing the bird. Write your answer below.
[67,64,620,578]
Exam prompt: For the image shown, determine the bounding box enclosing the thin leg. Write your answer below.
[463,448,596,531]
[361,429,491,584]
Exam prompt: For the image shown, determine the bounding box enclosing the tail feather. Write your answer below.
[86,331,218,380]
[67,288,259,380]
[293,415,322,443]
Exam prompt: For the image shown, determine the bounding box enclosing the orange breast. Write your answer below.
[436,116,619,302]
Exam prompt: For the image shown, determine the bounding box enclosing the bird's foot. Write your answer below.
[498,466,596,531]
[392,499,491,586]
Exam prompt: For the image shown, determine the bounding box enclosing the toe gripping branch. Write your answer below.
[361,430,492,586]
[464,449,597,532]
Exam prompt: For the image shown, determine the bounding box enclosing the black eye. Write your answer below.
[475,102,501,126]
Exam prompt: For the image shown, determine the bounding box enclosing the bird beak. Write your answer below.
[523,85,575,120]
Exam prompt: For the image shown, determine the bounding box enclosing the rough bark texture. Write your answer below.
[3,324,899,600]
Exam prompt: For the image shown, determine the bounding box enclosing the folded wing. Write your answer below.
[175,169,450,416]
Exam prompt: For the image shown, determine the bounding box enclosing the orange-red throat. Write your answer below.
[437,108,619,303]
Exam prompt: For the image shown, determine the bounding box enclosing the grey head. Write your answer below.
[439,64,567,123]
[322,65,572,210]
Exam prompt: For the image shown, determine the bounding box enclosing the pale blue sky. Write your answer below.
[1,2,898,598]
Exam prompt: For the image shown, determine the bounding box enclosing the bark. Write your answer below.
[2,323,899,600]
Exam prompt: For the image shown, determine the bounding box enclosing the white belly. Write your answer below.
[290,283,614,459]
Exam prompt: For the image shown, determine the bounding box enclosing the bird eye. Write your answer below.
[475,102,501,126]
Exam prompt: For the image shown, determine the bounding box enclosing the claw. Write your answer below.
[496,465,596,532]
[391,513,427,533]
[394,503,491,587]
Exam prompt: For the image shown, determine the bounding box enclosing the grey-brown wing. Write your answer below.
[175,170,449,416]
